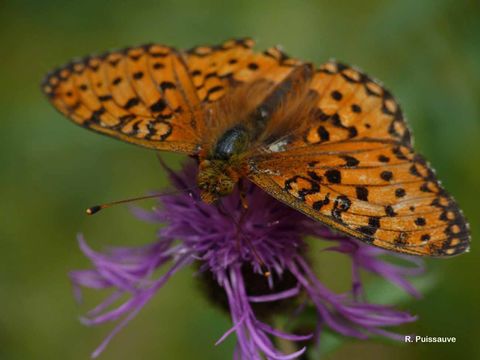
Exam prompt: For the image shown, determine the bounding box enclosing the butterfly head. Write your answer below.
[197,159,239,203]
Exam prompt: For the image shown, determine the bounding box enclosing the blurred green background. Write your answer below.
[1,0,479,359]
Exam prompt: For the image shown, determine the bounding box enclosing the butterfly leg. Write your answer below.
[233,179,247,252]
[237,179,271,277]
[238,178,249,217]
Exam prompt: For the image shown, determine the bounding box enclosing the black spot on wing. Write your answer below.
[124,97,140,109]
[133,71,144,80]
[325,169,341,184]
[340,155,359,168]
[317,126,330,141]
[351,104,362,113]
[160,81,176,90]
[312,194,330,211]
[380,171,393,181]
[385,205,396,217]
[415,217,426,226]
[395,188,406,198]
[331,90,343,101]
[358,217,380,236]
[150,99,167,112]
[378,155,390,163]
[284,175,321,202]
[332,195,351,221]
[307,171,322,182]
[356,186,369,201]
[394,232,408,247]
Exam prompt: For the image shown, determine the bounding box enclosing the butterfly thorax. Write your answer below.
[197,65,315,204]
[198,125,250,203]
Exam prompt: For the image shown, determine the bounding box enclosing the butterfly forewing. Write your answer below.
[185,39,302,103]
[42,38,302,155]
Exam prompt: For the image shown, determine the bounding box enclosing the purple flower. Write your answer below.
[70,162,424,359]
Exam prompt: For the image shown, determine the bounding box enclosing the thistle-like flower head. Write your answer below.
[71,162,423,359]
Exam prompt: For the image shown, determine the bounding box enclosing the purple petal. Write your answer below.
[248,285,300,303]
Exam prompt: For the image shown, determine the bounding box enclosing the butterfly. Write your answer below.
[42,38,470,257]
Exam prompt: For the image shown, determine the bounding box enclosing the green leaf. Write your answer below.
[364,271,438,305]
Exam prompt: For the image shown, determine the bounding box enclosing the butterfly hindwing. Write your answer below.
[249,140,469,256]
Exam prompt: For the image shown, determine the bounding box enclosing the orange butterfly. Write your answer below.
[42,38,470,257]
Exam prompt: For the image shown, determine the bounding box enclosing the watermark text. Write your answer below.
[404,336,456,343]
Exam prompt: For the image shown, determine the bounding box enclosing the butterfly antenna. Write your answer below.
[86,188,192,215]
[87,153,200,215]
